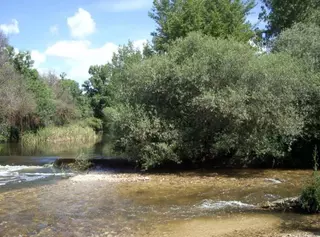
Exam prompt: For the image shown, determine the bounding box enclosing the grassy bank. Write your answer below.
[21,123,99,146]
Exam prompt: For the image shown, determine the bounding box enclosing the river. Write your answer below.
[0,142,319,237]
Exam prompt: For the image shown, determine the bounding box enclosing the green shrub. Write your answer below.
[108,105,181,169]
[300,147,320,213]
[83,117,103,132]
[273,22,320,73]
[0,123,10,143]
[106,32,316,169]
[300,180,320,213]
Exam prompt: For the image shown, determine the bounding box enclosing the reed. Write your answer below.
[21,124,98,146]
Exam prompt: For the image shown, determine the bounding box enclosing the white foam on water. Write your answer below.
[23,173,71,176]
[0,165,44,173]
[0,165,72,186]
[197,200,255,210]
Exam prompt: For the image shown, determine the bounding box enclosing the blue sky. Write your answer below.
[0,0,264,85]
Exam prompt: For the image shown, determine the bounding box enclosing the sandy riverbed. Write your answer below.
[0,170,319,237]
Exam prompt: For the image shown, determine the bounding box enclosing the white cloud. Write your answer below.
[37,67,51,75]
[95,0,152,12]
[67,8,96,38]
[31,50,46,68]
[133,39,148,51]
[44,39,146,84]
[46,40,92,60]
[0,19,19,35]
[14,48,19,55]
[50,25,59,35]
[45,40,118,84]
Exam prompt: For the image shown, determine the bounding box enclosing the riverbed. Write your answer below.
[0,166,319,237]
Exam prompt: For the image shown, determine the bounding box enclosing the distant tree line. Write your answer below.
[0,33,93,142]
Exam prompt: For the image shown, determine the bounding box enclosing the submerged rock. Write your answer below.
[264,194,281,200]
[260,197,300,211]
[265,178,283,184]
[198,200,256,210]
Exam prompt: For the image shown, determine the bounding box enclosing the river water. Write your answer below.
[0,142,319,237]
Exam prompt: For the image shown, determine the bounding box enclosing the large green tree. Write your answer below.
[0,36,36,140]
[83,41,144,119]
[43,72,89,125]
[273,22,320,162]
[149,0,255,52]
[0,30,97,142]
[106,33,316,169]
[273,23,320,73]
[260,0,320,38]
[83,64,112,119]
[8,49,55,126]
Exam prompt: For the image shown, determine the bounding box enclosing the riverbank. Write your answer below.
[0,169,319,237]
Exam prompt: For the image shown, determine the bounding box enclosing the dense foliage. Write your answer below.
[300,175,320,213]
[273,23,320,73]
[0,33,93,142]
[97,0,320,169]
[103,33,319,169]
[259,0,320,38]
[149,0,255,52]
[300,148,320,213]
[1,0,320,171]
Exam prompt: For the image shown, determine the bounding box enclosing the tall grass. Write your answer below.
[22,124,98,146]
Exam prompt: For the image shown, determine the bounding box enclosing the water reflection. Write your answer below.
[0,134,122,157]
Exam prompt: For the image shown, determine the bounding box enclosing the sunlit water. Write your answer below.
[0,142,319,237]
[0,164,73,186]
[0,141,112,187]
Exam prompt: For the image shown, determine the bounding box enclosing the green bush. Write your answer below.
[83,117,103,132]
[106,32,316,169]
[300,147,320,213]
[105,104,181,169]
[273,22,320,73]
[300,175,320,213]
[0,123,9,143]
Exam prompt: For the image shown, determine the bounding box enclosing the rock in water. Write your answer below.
[264,178,283,184]
[260,197,300,211]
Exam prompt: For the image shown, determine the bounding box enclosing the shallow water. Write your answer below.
[0,143,319,237]
[0,140,113,187]
[0,168,319,236]
[0,156,74,187]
